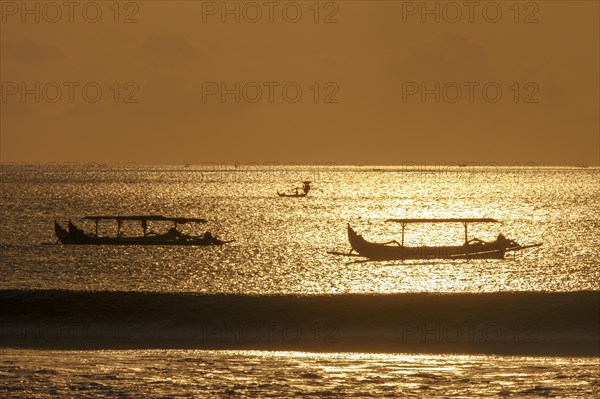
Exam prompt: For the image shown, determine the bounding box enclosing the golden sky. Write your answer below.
[1,1,598,165]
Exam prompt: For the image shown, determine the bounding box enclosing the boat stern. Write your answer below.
[54,221,72,244]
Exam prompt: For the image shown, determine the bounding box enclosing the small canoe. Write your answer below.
[277,191,307,198]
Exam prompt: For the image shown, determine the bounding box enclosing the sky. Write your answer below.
[1,0,598,166]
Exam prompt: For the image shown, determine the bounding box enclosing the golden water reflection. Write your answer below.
[0,166,598,293]
[1,348,597,398]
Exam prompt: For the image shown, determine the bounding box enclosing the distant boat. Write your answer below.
[330,219,541,260]
[277,180,312,198]
[54,215,233,246]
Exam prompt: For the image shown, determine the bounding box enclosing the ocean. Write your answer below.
[1,165,598,398]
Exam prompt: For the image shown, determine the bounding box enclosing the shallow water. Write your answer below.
[1,349,598,399]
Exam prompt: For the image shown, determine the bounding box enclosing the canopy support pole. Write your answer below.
[401,223,405,247]
[94,220,98,237]
[401,223,405,261]
[464,223,468,244]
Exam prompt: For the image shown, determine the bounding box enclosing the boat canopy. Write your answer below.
[385,218,499,245]
[386,218,499,224]
[83,215,207,224]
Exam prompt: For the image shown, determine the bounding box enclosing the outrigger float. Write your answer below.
[329,219,542,261]
[54,215,233,246]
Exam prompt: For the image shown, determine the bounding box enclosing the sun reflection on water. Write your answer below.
[0,166,598,293]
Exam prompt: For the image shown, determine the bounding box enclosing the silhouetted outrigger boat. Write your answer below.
[54,215,233,246]
[330,219,542,261]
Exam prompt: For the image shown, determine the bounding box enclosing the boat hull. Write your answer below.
[54,221,230,246]
[277,192,307,198]
[347,224,506,260]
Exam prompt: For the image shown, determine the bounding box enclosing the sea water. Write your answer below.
[1,165,598,397]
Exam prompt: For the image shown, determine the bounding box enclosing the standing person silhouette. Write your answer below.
[302,181,311,195]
